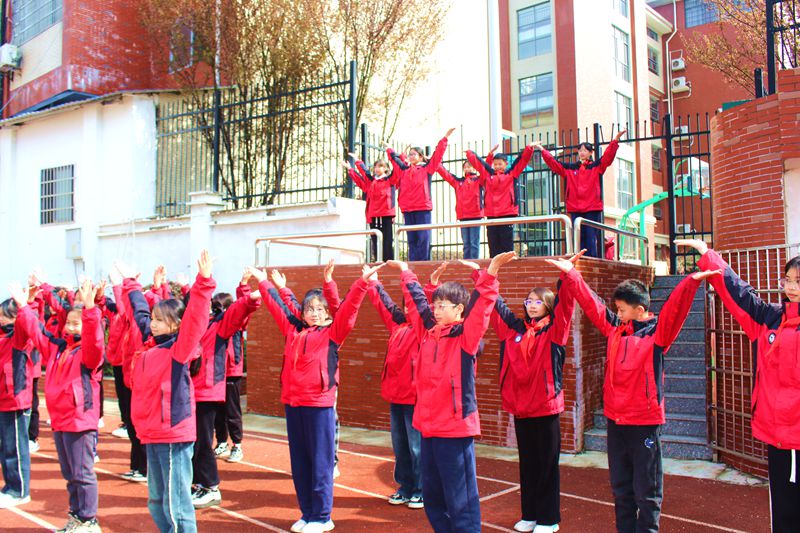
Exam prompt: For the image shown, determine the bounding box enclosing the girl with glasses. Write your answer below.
[488,251,583,533]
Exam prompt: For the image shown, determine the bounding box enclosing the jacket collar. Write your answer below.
[784,301,800,321]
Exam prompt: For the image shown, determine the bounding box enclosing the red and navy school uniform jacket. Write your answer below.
[120,281,147,389]
[144,283,172,310]
[699,249,800,449]
[258,277,370,407]
[32,307,105,432]
[491,275,575,418]
[436,166,484,220]
[0,305,40,412]
[540,140,619,213]
[225,283,253,378]
[400,269,500,438]
[565,268,701,425]
[388,136,448,213]
[348,161,397,222]
[368,282,419,405]
[128,274,215,444]
[26,298,45,379]
[106,284,127,367]
[194,294,260,402]
[279,280,341,320]
[466,146,534,218]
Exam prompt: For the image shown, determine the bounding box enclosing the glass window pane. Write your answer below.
[518,2,551,59]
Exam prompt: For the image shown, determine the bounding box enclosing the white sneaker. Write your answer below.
[301,520,334,533]
[191,486,221,508]
[514,519,536,532]
[29,440,40,453]
[94,455,100,464]
[97,417,105,429]
[290,519,307,532]
[532,525,559,533]
[111,425,128,439]
[407,495,424,509]
[226,444,243,463]
[214,442,230,458]
[69,517,102,532]
[0,491,30,508]
[54,513,80,533]
[120,470,147,483]
[332,465,340,479]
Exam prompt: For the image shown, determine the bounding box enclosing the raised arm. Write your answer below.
[653,275,703,348]
[507,145,535,179]
[461,270,501,355]
[491,295,523,341]
[436,164,460,190]
[174,272,216,364]
[425,133,450,171]
[251,268,303,336]
[387,147,410,171]
[124,278,152,341]
[697,247,780,340]
[550,275,576,344]
[563,268,617,337]
[217,294,261,340]
[537,145,568,178]
[329,277,371,345]
[368,282,406,331]
[80,305,105,370]
[466,150,493,180]
[597,138,621,174]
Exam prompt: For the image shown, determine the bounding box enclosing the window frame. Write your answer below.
[685,0,718,28]
[519,72,555,129]
[614,91,633,130]
[613,26,631,82]
[10,0,63,46]
[517,2,552,59]
[40,164,75,225]
[616,158,635,212]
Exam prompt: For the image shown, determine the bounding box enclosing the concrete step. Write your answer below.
[593,411,707,438]
[650,287,706,300]
[649,298,704,314]
[665,373,706,394]
[665,392,706,413]
[667,342,706,359]
[652,275,687,288]
[665,356,706,375]
[584,428,712,460]
[672,327,705,342]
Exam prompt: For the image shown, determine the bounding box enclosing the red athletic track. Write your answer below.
[3,408,770,532]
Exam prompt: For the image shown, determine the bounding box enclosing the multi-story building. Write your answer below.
[498,0,750,269]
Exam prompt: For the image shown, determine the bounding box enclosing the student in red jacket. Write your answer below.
[386,128,455,262]
[122,250,216,533]
[106,269,132,441]
[214,269,256,464]
[550,251,716,532]
[489,251,582,533]
[0,284,44,509]
[466,144,535,257]
[250,262,383,533]
[680,238,800,532]
[365,262,445,510]
[534,129,626,259]
[190,279,261,509]
[343,155,397,261]
[386,251,517,532]
[26,280,105,532]
[436,149,495,259]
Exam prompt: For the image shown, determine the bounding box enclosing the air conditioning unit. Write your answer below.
[676,223,693,234]
[671,58,686,71]
[672,76,690,93]
[653,206,663,219]
[674,125,689,136]
[0,44,21,72]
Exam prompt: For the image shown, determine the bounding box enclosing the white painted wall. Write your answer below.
[0,95,370,294]
[784,159,800,247]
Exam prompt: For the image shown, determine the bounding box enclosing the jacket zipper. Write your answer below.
[450,377,457,415]
[544,370,550,397]
[645,372,651,403]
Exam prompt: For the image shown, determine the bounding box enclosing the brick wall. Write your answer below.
[710,68,800,250]
[246,257,651,452]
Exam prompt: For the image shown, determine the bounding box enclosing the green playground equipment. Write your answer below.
[617,157,710,260]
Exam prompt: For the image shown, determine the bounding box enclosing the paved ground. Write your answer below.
[2,401,770,532]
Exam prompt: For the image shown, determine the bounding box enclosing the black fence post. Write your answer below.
[360,123,369,164]
[212,88,222,193]
[346,60,358,199]
[663,113,678,274]
[766,0,776,95]
[755,68,764,98]
[592,122,603,205]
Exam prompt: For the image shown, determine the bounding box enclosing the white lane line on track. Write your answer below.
[5,506,58,530]
[242,431,517,486]
[32,451,289,531]
[479,485,520,502]
[560,492,749,533]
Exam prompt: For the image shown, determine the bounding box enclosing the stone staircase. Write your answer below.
[584,275,713,460]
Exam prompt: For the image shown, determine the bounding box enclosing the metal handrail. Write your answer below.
[394,214,574,255]
[573,217,649,266]
[254,229,383,265]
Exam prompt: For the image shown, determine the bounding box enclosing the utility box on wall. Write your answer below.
[66,228,82,259]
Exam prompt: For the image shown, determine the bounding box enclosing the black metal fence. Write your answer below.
[155,63,356,217]
[766,0,800,94]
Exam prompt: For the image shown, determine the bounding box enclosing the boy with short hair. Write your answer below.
[547,252,716,532]
[387,251,517,532]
